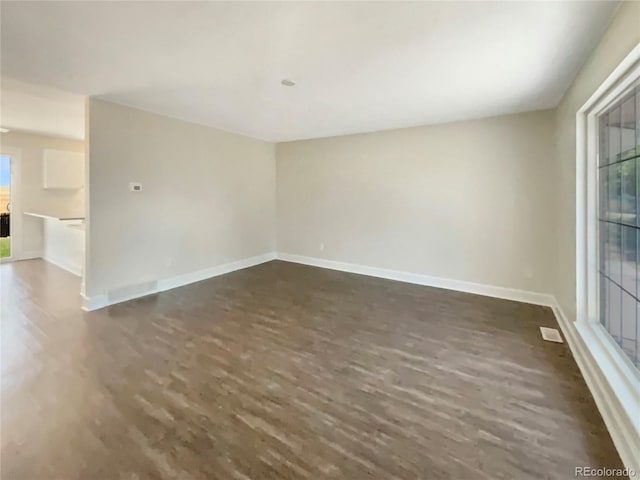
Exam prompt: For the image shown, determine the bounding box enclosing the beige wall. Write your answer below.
[0,131,84,258]
[75,2,640,306]
[86,99,276,297]
[277,110,555,293]
[554,1,640,322]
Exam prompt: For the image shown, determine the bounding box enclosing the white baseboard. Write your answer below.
[82,292,108,312]
[43,255,82,277]
[0,250,44,264]
[551,300,640,473]
[276,252,555,307]
[82,252,276,311]
[19,249,44,260]
[156,252,276,292]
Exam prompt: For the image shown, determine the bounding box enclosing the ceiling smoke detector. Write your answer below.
[281,79,296,87]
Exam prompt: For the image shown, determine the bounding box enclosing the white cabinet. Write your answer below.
[42,149,84,189]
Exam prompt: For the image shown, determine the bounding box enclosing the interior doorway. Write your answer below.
[0,155,11,260]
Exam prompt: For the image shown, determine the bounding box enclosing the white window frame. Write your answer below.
[576,43,640,466]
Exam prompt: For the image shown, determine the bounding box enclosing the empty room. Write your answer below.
[0,1,639,479]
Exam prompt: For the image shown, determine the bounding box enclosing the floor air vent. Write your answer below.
[540,326,563,343]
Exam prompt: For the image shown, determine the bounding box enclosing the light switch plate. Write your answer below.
[129,182,142,192]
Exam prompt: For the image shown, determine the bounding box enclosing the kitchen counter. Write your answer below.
[24,211,85,221]
[32,213,85,278]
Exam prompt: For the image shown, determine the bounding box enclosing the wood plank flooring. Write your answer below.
[0,259,624,479]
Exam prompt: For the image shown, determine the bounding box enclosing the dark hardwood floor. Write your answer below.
[0,259,624,479]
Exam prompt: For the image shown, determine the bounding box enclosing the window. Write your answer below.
[598,84,640,369]
[576,45,640,470]
[0,155,10,259]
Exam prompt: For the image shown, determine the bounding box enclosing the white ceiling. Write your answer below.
[0,1,620,142]
[0,77,85,140]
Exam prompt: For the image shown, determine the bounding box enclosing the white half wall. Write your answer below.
[43,218,84,276]
[85,99,276,298]
[276,109,556,295]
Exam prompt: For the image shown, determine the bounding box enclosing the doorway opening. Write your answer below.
[0,155,11,259]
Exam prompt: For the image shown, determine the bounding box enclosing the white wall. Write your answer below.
[276,110,555,294]
[86,99,276,298]
[0,131,84,259]
[554,1,640,323]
